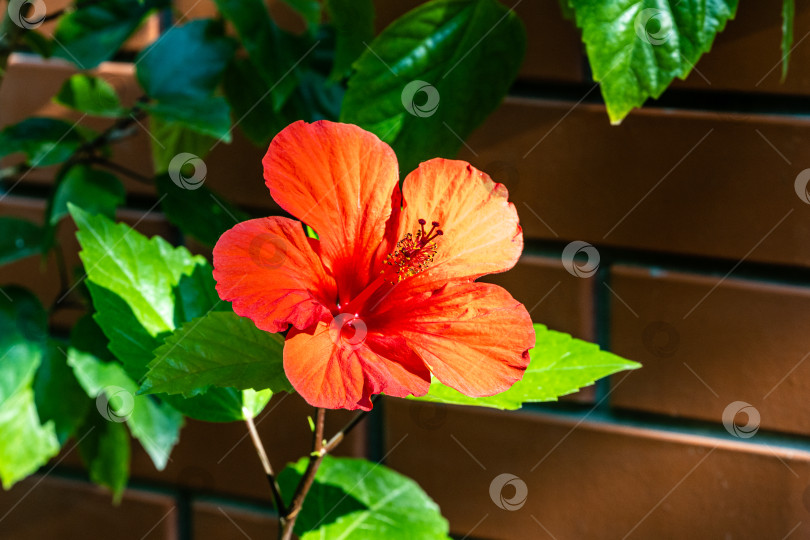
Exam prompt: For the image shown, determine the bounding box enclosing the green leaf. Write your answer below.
[67,319,183,471]
[70,206,263,423]
[53,0,169,69]
[148,115,217,174]
[278,456,451,539]
[341,0,525,174]
[141,311,291,397]
[0,117,88,167]
[136,19,234,101]
[213,0,303,111]
[70,206,209,377]
[0,287,47,406]
[33,341,90,444]
[0,288,59,488]
[281,0,322,27]
[155,173,247,247]
[54,74,126,118]
[0,218,42,265]
[136,19,235,140]
[143,99,232,141]
[76,407,131,501]
[22,31,53,58]
[222,57,285,146]
[0,384,60,489]
[567,0,738,124]
[50,165,124,225]
[782,0,795,81]
[325,0,374,80]
[411,324,641,410]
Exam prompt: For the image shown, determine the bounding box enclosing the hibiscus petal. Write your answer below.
[376,281,534,397]
[213,217,337,333]
[284,321,431,411]
[263,120,401,302]
[397,158,523,286]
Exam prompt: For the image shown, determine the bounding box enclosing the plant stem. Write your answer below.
[91,157,152,185]
[323,396,377,453]
[244,411,287,518]
[280,408,326,540]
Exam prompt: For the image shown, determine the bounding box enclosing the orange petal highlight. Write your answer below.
[397,158,523,288]
[284,320,431,411]
[213,217,337,333]
[263,120,401,303]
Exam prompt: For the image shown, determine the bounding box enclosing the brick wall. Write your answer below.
[3,1,810,538]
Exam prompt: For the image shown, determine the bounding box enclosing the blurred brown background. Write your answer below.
[3,0,810,538]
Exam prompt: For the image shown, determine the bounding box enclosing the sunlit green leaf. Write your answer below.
[55,74,126,118]
[782,0,795,81]
[411,324,641,410]
[279,456,451,539]
[141,311,290,397]
[566,0,738,123]
[0,288,59,488]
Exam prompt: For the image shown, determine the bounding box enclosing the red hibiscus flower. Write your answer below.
[213,120,534,411]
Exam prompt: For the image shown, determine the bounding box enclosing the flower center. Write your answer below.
[383,219,443,283]
[337,219,442,316]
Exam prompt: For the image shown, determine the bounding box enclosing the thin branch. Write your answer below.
[323,395,378,454]
[91,157,152,185]
[281,408,326,540]
[244,411,287,517]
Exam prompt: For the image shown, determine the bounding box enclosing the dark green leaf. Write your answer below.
[136,19,235,140]
[53,0,169,69]
[34,341,90,444]
[76,407,131,501]
[0,117,88,167]
[567,0,738,123]
[278,456,450,539]
[281,0,322,27]
[148,115,217,174]
[325,0,374,80]
[143,99,232,142]
[22,31,53,57]
[155,173,247,247]
[55,74,126,118]
[51,165,124,225]
[213,0,303,111]
[782,0,795,81]
[412,324,641,410]
[342,0,525,175]
[136,19,234,103]
[141,311,290,397]
[0,218,42,265]
[222,57,285,146]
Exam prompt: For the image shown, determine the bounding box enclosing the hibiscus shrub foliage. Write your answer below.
[5,0,791,536]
